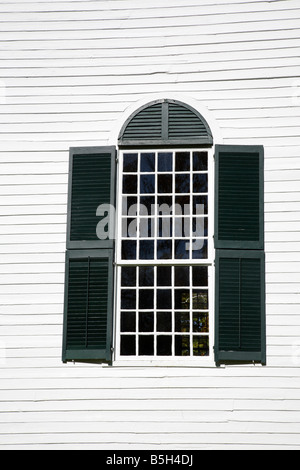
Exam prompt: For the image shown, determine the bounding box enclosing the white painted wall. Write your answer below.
[0,0,300,449]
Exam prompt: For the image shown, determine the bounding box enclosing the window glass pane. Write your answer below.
[158,174,173,193]
[193,151,208,171]
[157,312,172,332]
[175,174,190,194]
[140,175,155,194]
[158,218,172,238]
[158,196,173,211]
[121,267,136,287]
[123,175,137,194]
[122,240,136,260]
[139,312,154,333]
[123,153,138,173]
[175,240,190,260]
[175,290,190,310]
[193,313,209,333]
[175,196,190,215]
[157,336,172,356]
[121,312,136,332]
[158,152,173,172]
[193,336,209,357]
[140,240,154,260]
[192,290,209,310]
[121,290,136,310]
[157,289,172,310]
[140,196,155,214]
[139,336,154,356]
[193,196,208,215]
[122,218,137,238]
[175,312,190,333]
[139,289,154,310]
[192,266,208,287]
[176,152,190,172]
[175,335,190,356]
[192,218,208,238]
[193,174,208,193]
[174,218,189,238]
[139,218,154,238]
[139,267,154,287]
[141,153,155,173]
[192,240,208,260]
[157,240,172,260]
[121,336,136,356]
[157,266,172,286]
[175,266,190,287]
[122,196,137,216]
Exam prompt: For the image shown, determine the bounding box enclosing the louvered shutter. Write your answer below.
[67,147,116,250]
[62,250,114,363]
[168,102,211,141]
[215,145,264,250]
[214,145,266,365]
[63,147,116,363]
[215,251,266,364]
[121,102,163,141]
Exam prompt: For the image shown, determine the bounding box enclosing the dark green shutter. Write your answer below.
[215,145,264,250]
[63,146,116,364]
[62,250,114,363]
[215,145,266,365]
[215,250,266,365]
[67,147,116,250]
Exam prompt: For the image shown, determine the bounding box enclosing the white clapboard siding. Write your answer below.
[0,0,300,450]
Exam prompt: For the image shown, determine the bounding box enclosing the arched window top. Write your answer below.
[118,99,213,148]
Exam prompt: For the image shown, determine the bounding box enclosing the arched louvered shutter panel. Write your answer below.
[168,102,210,140]
[121,102,163,141]
[119,99,213,147]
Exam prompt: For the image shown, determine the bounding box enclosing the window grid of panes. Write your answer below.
[120,151,208,262]
[119,265,209,357]
[117,150,211,359]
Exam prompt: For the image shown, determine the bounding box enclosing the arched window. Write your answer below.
[116,100,214,361]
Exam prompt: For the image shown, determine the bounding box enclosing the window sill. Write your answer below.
[111,358,216,368]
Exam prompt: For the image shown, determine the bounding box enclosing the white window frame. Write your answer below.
[113,148,215,367]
